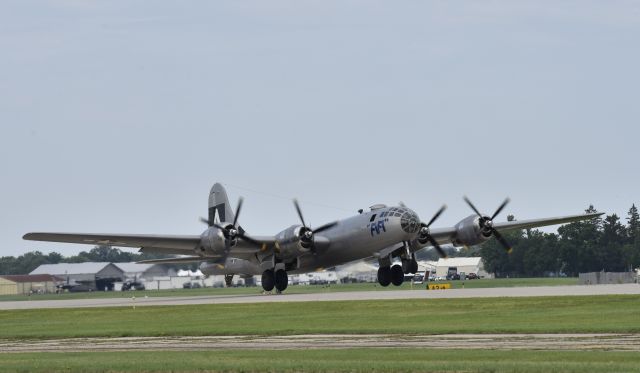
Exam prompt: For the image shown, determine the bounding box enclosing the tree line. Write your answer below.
[479,204,639,277]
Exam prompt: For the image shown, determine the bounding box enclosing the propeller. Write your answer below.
[200,198,261,248]
[418,205,448,258]
[463,196,512,253]
[293,199,338,251]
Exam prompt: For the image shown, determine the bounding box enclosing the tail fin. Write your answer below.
[208,183,235,226]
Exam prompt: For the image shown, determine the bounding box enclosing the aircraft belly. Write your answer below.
[295,218,405,272]
[200,258,262,276]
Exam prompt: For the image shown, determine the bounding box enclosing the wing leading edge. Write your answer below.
[428,212,603,245]
[22,232,276,258]
[23,232,201,255]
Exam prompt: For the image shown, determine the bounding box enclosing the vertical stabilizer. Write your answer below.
[208,183,235,226]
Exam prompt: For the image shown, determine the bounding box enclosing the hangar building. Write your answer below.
[0,274,62,295]
[433,257,491,278]
[30,262,124,291]
[113,263,174,281]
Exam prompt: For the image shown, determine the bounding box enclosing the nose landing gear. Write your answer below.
[261,269,275,292]
[377,264,407,287]
[261,269,288,293]
[275,269,288,292]
[378,254,419,287]
[377,266,391,287]
[402,257,419,274]
[224,274,234,287]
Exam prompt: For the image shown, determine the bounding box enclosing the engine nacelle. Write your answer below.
[452,215,491,247]
[274,225,312,260]
[197,227,231,256]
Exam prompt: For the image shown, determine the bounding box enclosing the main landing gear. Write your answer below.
[377,257,418,287]
[261,269,288,293]
[224,274,234,287]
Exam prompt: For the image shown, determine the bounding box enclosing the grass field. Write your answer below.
[0,277,578,302]
[0,349,638,373]
[0,295,637,339]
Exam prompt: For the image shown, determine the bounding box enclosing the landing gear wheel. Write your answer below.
[391,264,404,286]
[224,274,234,287]
[377,266,391,287]
[410,259,419,274]
[275,269,288,292]
[402,259,412,274]
[261,269,275,292]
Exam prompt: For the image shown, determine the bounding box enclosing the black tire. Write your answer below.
[410,259,419,274]
[377,266,391,287]
[402,259,411,274]
[391,264,404,286]
[261,269,275,292]
[275,269,288,292]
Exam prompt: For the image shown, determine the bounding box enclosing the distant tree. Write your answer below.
[64,246,138,263]
[557,205,603,275]
[521,230,560,277]
[622,204,640,270]
[46,251,64,264]
[600,214,626,271]
[626,204,640,244]
[480,215,523,277]
[7,251,50,274]
[0,256,18,275]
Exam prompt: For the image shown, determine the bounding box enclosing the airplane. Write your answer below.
[23,183,602,292]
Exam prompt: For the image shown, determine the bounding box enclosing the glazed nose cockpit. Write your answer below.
[373,206,421,234]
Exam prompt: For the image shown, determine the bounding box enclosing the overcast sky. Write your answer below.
[1,1,639,257]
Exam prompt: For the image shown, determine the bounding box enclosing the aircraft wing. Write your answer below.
[22,232,201,255]
[427,212,603,245]
[492,212,603,232]
[23,232,277,259]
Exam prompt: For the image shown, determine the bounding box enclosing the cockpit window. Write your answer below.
[400,210,420,234]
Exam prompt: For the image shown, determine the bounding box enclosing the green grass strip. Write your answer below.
[0,295,638,339]
[0,349,639,373]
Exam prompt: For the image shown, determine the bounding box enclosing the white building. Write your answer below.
[417,260,438,274]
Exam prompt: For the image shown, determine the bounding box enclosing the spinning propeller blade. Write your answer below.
[463,196,512,253]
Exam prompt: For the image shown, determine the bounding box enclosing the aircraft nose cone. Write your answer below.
[400,208,421,234]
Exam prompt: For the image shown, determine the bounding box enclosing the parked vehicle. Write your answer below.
[412,274,424,284]
[67,284,93,293]
[122,281,146,291]
[183,282,202,289]
[466,273,479,280]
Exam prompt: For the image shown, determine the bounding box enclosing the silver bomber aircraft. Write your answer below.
[24,183,602,292]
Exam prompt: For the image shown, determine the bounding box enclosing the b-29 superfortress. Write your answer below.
[24,183,601,292]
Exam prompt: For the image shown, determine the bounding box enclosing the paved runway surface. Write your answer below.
[1,284,638,310]
[2,334,639,352]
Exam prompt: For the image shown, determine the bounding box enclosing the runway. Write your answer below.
[2,334,639,353]
[1,284,638,310]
